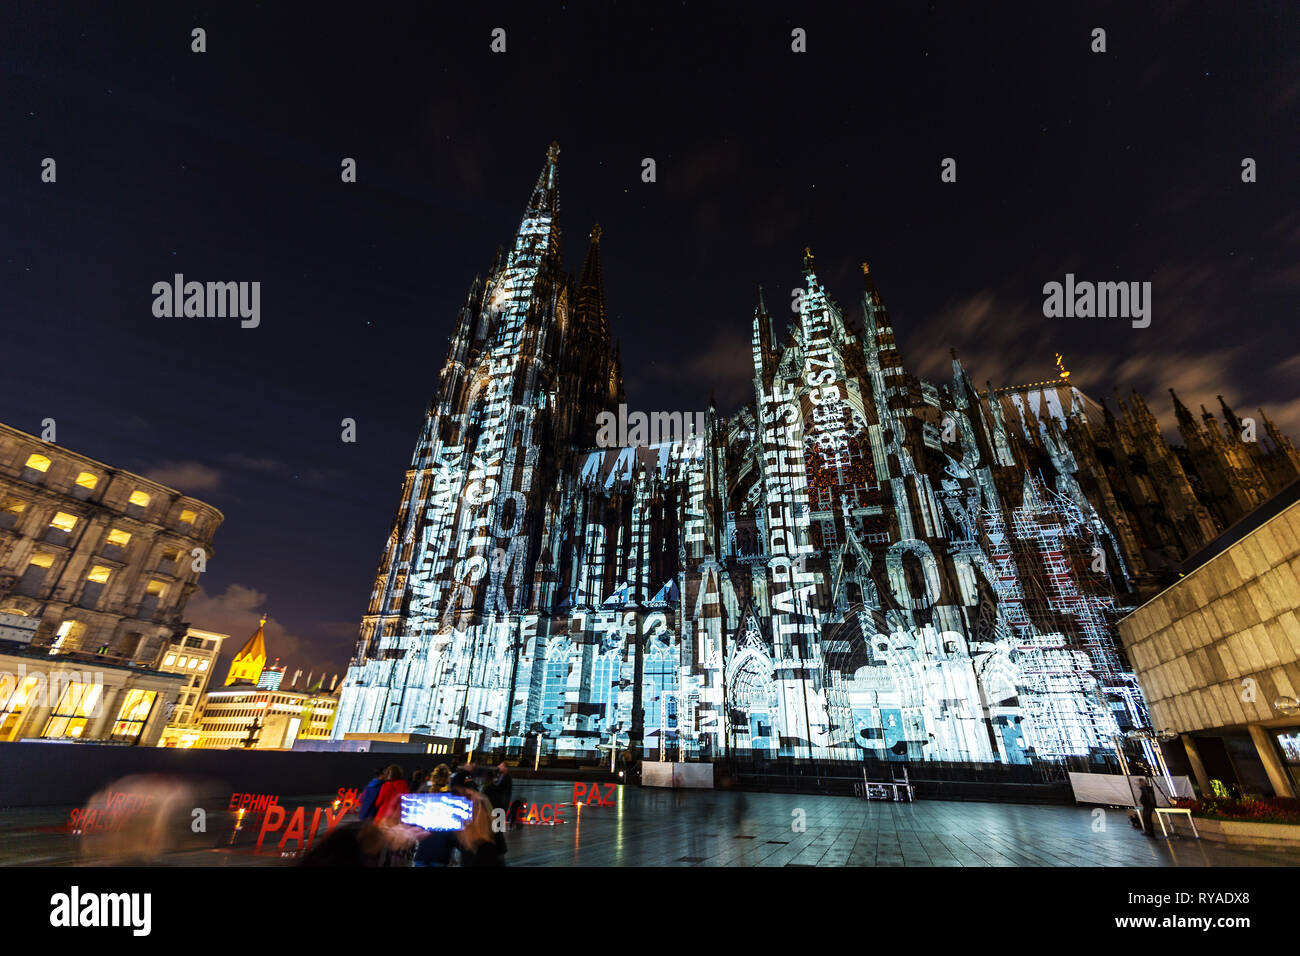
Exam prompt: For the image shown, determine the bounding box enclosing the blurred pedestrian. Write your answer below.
[357,766,386,822]
[450,770,502,866]
[412,765,458,867]
[372,765,414,865]
[373,765,410,827]
[300,822,385,867]
[484,762,513,812]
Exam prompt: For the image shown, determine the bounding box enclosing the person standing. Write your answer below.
[373,765,410,827]
[357,766,386,822]
[371,765,414,866]
[1138,778,1158,838]
[412,764,457,867]
[421,763,451,793]
[483,762,513,814]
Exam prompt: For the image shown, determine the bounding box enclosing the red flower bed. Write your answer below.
[1172,796,1300,825]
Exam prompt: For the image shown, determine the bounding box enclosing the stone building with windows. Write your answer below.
[0,422,223,667]
[0,640,186,745]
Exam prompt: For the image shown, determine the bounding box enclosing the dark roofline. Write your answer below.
[1178,478,1300,577]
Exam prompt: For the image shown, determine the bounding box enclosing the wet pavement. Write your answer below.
[4,781,1297,867]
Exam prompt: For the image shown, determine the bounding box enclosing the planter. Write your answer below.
[1169,814,1300,847]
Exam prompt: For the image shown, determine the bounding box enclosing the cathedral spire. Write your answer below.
[225,615,268,686]
[527,141,561,219]
[575,224,607,335]
[752,284,776,383]
[1168,388,1196,426]
[511,142,562,267]
[1218,394,1242,433]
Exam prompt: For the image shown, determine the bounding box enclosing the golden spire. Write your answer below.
[1055,352,1071,381]
[225,613,269,685]
[861,262,870,275]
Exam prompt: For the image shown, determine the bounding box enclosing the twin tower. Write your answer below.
[332,143,1236,767]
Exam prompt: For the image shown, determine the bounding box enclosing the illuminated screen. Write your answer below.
[400,793,472,831]
[1276,731,1300,764]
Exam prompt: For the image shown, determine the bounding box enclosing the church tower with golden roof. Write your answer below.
[225,615,268,686]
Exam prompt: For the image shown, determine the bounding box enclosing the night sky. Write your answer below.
[3,2,1296,682]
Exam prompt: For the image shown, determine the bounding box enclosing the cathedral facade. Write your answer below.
[332,144,1300,767]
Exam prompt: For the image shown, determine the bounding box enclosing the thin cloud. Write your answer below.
[143,460,223,493]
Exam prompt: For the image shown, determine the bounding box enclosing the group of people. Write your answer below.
[300,760,514,867]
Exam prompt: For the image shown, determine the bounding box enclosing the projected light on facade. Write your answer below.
[334,144,1165,766]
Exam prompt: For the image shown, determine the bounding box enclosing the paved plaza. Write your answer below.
[3,781,1297,867]
[499,782,1300,867]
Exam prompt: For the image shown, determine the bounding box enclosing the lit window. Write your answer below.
[49,512,78,533]
[188,658,199,669]
[198,660,209,671]
[110,689,157,741]
[75,472,98,490]
[41,680,103,739]
[164,655,176,666]
[86,566,111,584]
[128,490,151,508]
[177,656,188,667]
[28,553,55,570]
[106,528,132,548]
[179,508,197,525]
[145,579,166,597]
[24,454,51,473]
[50,620,85,654]
[0,674,42,741]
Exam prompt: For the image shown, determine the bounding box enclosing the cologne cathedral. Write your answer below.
[333,144,1300,767]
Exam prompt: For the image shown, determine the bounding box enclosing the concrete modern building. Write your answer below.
[1118,480,1300,799]
[157,627,227,748]
[0,640,185,745]
[196,683,338,749]
[0,422,223,667]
